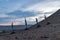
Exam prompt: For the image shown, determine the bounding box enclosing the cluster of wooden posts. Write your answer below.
[11,18,39,31]
[11,15,47,31]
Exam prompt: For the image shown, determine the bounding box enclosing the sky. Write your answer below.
[0,0,60,25]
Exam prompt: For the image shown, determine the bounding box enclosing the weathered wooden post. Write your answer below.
[10,22,15,34]
[11,22,14,32]
[44,15,50,25]
[25,18,28,30]
[44,15,46,20]
[36,18,38,25]
[36,18,40,28]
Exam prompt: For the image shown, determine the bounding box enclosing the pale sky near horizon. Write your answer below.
[0,0,60,25]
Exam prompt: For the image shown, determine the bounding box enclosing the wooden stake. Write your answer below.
[11,22,14,31]
[36,18,38,24]
[44,15,46,19]
[25,18,28,30]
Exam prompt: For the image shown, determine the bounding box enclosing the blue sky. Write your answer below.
[0,0,60,25]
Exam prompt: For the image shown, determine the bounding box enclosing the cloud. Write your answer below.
[0,0,60,25]
[0,14,8,18]
[7,10,36,18]
[23,1,60,12]
[0,0,44,14]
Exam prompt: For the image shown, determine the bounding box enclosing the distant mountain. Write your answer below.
[0,25,31,31]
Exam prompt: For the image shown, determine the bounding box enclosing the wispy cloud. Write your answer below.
[23,1,60,12]
[0,0,60,25]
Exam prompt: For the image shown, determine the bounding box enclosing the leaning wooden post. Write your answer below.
[25,18,28,30]
[36,18,38,25]
[10,22,15,34]
[44,15,46,20]
[11,22,14,32]
[36,18,39,27]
